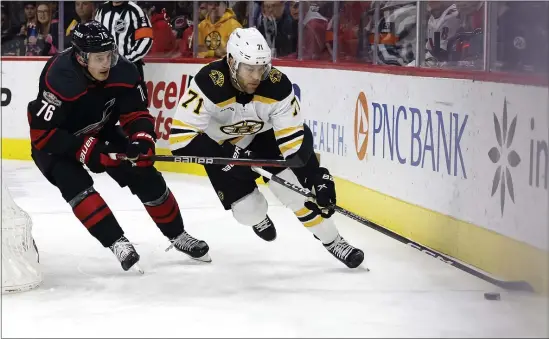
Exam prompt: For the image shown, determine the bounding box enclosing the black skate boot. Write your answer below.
[252,216,277,241]
[324,235,364,269]
[109,236,143,273]
[167,230,211,262]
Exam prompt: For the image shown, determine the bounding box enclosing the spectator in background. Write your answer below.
[65,1,96,45]
[178,16,194,57]
[301,1,328,60]
[19,1,37,38]
[178,1,208,57]
[18,1,44,56]
[34,2,59,55]
[197,1,241,58]
[232,1,250,28]
[325,1,368,61]
[172,1,205,39]
[22,1,37,29]
[197,1,209,21]
[171,15,188,39]
[288,1,299,21]
[256,1,297,57]
[141,2,176,56]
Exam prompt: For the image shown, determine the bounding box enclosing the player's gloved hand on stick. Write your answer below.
[125,132,156,167]
[76,136,121,173]
[304,167,336,218]
[220,142,260,181]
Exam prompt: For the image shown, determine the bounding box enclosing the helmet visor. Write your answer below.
[237,63,271,81]
[86,44,119,70]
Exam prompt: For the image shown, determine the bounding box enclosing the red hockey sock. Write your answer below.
[144,190,183,239]
[72,191,123,247]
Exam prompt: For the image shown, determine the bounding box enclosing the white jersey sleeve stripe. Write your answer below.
[169,78,214,153]
[271,91,304,158]
[278,135,304,158]
[274,125,304,139]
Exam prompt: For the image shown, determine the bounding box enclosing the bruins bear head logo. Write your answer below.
[269,68,282,83]
[205,31,222,50]
[209,70,224,87]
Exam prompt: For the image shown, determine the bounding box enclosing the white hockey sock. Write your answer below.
[294,206,339,244]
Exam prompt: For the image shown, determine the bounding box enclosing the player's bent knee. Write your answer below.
[231,188,268,226]
[268,168,307,211]
[126,170,167,201]
[68,186,97,208]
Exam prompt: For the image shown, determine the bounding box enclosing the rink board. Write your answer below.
[1,58,547,293]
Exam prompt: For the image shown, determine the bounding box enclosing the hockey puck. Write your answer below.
[484,292,501,300]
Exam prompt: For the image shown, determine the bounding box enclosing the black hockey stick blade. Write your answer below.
[253,167,535,293]
[109,153,303,168]
[334,208,535,292]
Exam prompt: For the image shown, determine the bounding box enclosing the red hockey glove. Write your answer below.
[126,132,156,167]
[76,136,121,173]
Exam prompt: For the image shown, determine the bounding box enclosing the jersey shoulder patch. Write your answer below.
[43,52,88,102]
[193,59,236,105]
[254,68,292,102]
[105,56,140,87]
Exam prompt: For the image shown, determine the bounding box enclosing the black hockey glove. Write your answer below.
[126,132,156,167]
[304,167,336,218]
[76,136,121,173]
[220,143,260,182]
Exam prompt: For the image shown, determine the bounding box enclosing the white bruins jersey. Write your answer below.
[169,59,304,159]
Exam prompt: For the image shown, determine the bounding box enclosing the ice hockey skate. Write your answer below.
[166,230,211,262]
[109,236,144,273]
[252,216,277,241]
[323,235,364,269]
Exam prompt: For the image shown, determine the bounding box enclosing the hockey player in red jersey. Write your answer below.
[27,21,210,272]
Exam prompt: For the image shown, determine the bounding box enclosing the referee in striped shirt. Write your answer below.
[94,1,153,82]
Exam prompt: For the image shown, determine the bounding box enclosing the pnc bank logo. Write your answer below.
[354,92,369,160]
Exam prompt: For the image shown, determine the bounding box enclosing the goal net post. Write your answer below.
[1,179,42,294]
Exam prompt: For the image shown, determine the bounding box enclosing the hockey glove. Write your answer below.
[220,143,260,182]
[304,167,336,218]
[126,132,156,167]
[76,136,121,173]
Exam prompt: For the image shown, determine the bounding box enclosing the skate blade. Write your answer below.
[189,252,212,263]
[131,263,145,274]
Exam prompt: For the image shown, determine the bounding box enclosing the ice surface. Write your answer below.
[2,160,548,338]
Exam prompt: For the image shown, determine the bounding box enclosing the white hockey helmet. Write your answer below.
[226,27,272,88]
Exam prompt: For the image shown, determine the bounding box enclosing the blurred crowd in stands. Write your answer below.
[2,1,547,75]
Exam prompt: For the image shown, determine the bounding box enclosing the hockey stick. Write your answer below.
[108,153,303,168]
[252,167,535,292]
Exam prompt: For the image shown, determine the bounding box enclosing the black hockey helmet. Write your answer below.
[71,20,119,67]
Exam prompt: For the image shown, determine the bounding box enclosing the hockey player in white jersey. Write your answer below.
[169,27,364,269]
